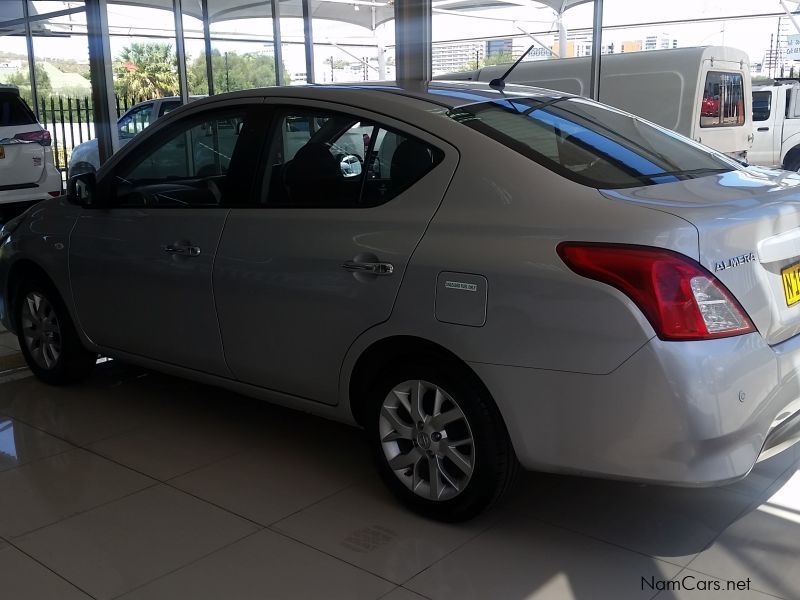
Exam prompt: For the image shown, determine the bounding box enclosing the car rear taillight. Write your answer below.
[13,130,51,146]
[556,243,755,341]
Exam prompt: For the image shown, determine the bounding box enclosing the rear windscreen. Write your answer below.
[448,96,740,189]
[0,92,37,127]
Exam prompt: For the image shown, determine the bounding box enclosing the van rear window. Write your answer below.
[448,96,739,189]
[700,72,746,128]
[0,92,37,127]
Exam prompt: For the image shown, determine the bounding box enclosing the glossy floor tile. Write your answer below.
[0,543,91,600]
[0,417,74,472]
[15,485,259,600]
[116,529,394,600]
[0,362,798,600]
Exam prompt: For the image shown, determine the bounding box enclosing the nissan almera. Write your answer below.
[1,82,799,521]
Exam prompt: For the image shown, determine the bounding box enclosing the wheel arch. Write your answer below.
[347,334,497,428]
[781,139,800,169]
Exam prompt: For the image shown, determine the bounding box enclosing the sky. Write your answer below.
[2,0,800,79]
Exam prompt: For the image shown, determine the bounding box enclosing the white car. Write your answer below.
[69,96,202,176]
[0,85,62,221]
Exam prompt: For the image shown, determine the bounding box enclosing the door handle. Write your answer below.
[342,260,394,276]
[162,244,201,257]
[758,127,770,132]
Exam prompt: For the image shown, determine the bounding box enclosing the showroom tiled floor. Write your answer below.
[0,336,798,599]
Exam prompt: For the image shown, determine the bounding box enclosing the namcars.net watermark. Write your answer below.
[643,575,752,593]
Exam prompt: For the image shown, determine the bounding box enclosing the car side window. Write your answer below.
[261,109,442,208]
[118,103,154,138]
[111,110,248,208]
[159,100,181,117]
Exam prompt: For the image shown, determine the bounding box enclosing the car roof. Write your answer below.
[187,81,566,111]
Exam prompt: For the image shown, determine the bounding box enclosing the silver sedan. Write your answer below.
[2,82,799,521]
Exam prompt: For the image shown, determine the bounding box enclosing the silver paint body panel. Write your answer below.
[2,82,799,486]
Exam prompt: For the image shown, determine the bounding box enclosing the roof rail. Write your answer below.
[0,84,20,95]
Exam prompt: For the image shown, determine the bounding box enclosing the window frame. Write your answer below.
[257,103,445,209]
[98,102,267,210]
[699,71,747,130]
[752,91,772,123]
[117,102,155,139]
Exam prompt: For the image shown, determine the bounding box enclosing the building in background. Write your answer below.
[432,41,485,73]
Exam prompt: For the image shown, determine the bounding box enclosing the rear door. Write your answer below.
[695,66,751,155]
[0,90,46,187]
[214,103,458,404]
[750,89,778,166]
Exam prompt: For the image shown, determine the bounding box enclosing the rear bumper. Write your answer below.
[471,331,800,486]
[0,162,61,207]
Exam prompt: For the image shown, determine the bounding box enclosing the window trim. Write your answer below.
[752,90,772,123]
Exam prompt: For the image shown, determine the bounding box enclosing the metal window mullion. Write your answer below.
[589,0,604,101]
[86,0,119,164]
[301,0,315,83]
[21,0,39,119]
[173,0,189,103]
[201,0,214,95]
[271,0,283,86]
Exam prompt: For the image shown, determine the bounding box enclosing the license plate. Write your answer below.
[0,146,4,159]
[782,262,800,306]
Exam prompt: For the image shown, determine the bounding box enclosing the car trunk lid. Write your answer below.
[601,167,800,345]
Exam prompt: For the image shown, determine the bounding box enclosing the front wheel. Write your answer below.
[15,277,96,385]
[366,362,517,521]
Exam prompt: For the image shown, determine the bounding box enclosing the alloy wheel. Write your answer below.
[21,291,62,370]
[379,379,475,501]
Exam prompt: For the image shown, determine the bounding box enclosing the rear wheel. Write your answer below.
[366,361,517,521]
[15,277,96,384]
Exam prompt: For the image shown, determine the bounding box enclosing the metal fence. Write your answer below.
[33,95,145,175]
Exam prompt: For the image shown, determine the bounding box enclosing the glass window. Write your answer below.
[752,91,772,122]
[262,110,441,207]
[118,103,154,138]
[159,100,181,117]
[700,72,745,129]
[0,91,37,126]
[113,110,247,207]
[448,96,739,189]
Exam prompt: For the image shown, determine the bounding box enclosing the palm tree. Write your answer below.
[114,43,179,99]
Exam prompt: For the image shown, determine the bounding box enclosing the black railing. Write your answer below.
[35,94,145,174]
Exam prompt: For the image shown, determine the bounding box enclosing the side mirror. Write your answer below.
[67,171,98,208]
[339,154,363,178]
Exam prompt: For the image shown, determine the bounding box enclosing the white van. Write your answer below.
[442,46,752,160]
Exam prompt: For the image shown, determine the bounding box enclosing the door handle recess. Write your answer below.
[757,127,770,132]
[342,261,394,275]
[162,244,201,257]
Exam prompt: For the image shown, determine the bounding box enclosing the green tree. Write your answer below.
[114,43,179,99]
[455,51,515,73]
[187,50,290,94]
[7,63,52,99]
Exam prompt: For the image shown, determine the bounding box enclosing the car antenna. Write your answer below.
[489,45,536,91]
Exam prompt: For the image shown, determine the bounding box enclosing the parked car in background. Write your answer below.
[749,80,800,170]
[3,83,800,521]
[68,96,202,176]
[0,85,62,222]
[443,46,753,161]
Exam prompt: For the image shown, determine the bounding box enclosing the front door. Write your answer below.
[70,104,262,375]
[214,105,458,403]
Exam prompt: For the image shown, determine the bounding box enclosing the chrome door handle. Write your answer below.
[162,244,201,257]
[342,261,394,276]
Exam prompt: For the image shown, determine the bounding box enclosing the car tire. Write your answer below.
[365,361,518,522]
[15,276,96,385]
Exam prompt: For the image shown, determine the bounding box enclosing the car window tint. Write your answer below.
[262,109,442,207]
[0,92,36,126]
[159,101,180,117]
[448,96,740,189]
[700,72,746,128]
[752,91,772,122]
[118,104,154,138]
[113,111,247,208]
